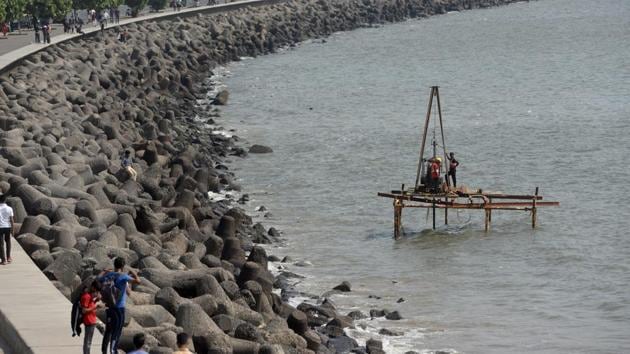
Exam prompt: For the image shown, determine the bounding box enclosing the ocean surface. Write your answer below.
[217,0,630,352]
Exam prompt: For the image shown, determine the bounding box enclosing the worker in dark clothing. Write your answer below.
[447,152,459,188]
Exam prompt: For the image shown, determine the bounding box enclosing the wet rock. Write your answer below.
[267,227,281,238]
[327,335,358,352]
[366,338,384,354]
[369,309,387,318]
[347,310,367,320]
[287,310,308,335]
[247,246,268,270]
[324,325,345,338]
[378,328,404,336]
[385,310,403,320]
[333,281,352,292]
[248,145,273,154]
[326,315,353,329]
[303,329,322,351]
[213,90,230,105]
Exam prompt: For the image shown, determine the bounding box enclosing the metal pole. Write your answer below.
[488,198,492,222]
[414,87,437,189]
[532,187,538,228]
[435,87,450,188]
[484,209,490,232]
[432,199,436,230]
[445,197,448,225]
[394,199,403,239]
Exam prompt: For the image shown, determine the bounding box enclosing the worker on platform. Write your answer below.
[430,157,441,192]
[447,152,459,188]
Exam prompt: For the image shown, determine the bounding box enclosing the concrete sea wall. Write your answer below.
[0,0,522,352]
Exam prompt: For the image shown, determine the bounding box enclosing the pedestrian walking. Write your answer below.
[33,19,41,43]
[99,257,140,354]
[90,9,97,25]
[0,194,15,265]
[42,22,51,43]
[75,18,84,34]
[80,281,103,354]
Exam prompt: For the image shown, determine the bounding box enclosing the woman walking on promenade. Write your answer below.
[0,194,15,265]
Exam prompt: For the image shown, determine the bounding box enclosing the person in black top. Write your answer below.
[447,152,459,188]
[33,18,41,43]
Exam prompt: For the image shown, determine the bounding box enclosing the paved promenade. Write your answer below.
[0,0,284,73]
[0,241,102,353]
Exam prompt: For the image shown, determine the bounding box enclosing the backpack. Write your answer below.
[70,290,84,337]
[100,273,122,308]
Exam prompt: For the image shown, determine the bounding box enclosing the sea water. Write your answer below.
[220,0,630,352]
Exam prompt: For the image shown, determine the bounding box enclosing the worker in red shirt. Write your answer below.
[430,157,441,192]
[81,280,103,354]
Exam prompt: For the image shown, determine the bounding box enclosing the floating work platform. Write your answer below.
[378,86,559,238]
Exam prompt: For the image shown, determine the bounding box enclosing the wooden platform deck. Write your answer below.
[378,188,559,238]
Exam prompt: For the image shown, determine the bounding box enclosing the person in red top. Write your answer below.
[430,157,441,191]
[81,280,103,354]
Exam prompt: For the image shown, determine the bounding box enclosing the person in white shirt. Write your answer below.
[0,194,15,265]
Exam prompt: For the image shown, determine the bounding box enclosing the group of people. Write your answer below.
[77,257,190,353]
[171,0,208,11]
[62,17,84,33]
[77,257,140,353]
[32,19,52,44]
[425,152,459,192]
[88,9,119,26]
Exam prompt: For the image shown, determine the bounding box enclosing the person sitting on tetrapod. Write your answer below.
[121,150,137,181]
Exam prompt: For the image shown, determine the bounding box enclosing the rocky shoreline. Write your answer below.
[0,0,522,352]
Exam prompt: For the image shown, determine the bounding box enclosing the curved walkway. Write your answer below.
[0,0,284,352]
[0,242,103,354]
[0,0,285,73]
